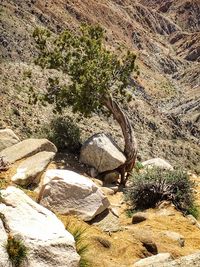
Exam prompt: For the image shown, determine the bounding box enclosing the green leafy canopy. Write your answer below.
[33,24,137,116]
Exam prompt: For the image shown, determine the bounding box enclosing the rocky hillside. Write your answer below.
[0,0,200,171]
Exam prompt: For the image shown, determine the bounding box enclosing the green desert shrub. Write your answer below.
[5,235,28,267]
[125,168,198,216]
[38,116,81,152]
[65,223,90,267]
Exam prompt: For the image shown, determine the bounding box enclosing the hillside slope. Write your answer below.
[0,0,199,171]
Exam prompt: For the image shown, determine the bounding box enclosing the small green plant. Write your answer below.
[5,235,28,267]
[125,168,197,216]
[37,116,81,152]
[23,70,32,79]
[134,161,144,172]
[187,204,200,219]
[65,223,90,267]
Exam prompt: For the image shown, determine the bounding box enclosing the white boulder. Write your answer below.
[0,186,80,267]
[0,128,20,152]
[39,169,110,221]
[142,158,173,170]
[12,151,55,186]
[0,138,57,164]
[133,253,173,266]
[80,133,126,173]
[0,220,9,267]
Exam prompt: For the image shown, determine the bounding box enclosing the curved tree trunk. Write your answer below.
[104,96,137,185]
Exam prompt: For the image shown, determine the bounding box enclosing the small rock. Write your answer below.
[101,187,115,195]
[104,184,119,193]
[156,208,175,216]
[142,158,173,170]
[132,212,148,224]
[133,253,173,266]
[91,209,121,233]
[140,237,158,255]
[163,231,185,247]
[187,215,200,229]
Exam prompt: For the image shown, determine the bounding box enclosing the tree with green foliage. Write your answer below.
[33,24,138,185]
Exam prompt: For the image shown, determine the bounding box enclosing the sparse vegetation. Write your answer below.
[65,221,90,267]
[5,235,28,267]
[37,116,81,152]
[33,24,138,185]
[125,168,198,216]
[134,161,144,172]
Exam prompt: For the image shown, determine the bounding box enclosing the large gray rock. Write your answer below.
[142,158,173,170]
[0,186,80,267]
[0,129,20,152]
[133,253,173,266]
[80,133,126,173]
[11,151,55,186]
[39,169,110,221]
[0,220,9,267]
[0,138,57,164]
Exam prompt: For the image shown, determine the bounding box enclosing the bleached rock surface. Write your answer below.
[12,151,55,186]
[142,158,173,170]
[133,253,173,266]
[39,169,110,221]
[0,138,57,164]
[0,186,80,267]
[80,133,126,173]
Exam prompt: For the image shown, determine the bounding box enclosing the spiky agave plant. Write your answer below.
[65,222,90,267]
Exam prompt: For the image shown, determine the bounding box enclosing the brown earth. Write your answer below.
[1,153,200,267]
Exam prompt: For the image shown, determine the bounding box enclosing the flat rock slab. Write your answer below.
[0,128,20,152]
[0,186,80,267]
[133,253,173,266]
[91,209,121,232]
[142,158,173,170]
[162,231,185,247]
[39,169,110,221]
[0,138,57,164]
[80,133,126,173]
[12,151,56,186]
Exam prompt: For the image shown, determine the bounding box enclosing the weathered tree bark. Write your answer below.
[104,96,137,185]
